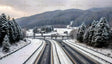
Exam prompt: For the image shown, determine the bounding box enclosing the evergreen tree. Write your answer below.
[83,20,98,45]
[92,17,111,47]
[77,23,86,42]
[12,18,23,41]
[8,19,17,43]
[0,13,9,46]
[2,35,11,52]
[0,13,23,46]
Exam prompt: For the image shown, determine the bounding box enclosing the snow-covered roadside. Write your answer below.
[63,40,112,64]
[0,39,30,59]
[0,39,44,64]
[24,39,45,64]
[69,39,112,58]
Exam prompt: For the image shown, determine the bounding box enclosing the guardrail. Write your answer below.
[26,35,71,39]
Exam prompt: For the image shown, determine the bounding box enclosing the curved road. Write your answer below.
[34,40,51,64]
[25,39,100,64]
[55,39,100,64]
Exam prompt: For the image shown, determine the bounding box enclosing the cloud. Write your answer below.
[0,5,29,18]
[0,0,112,18]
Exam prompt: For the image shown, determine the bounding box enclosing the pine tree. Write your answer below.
[83,20,98,45]
[8,19,17,43]
[0,13,23,46]
[2,35,11,52]
[12,18,23,41]
[77,23,86,42]
[0,13,9,46]
[92,17,111,47]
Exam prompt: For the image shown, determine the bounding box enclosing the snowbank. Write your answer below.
[0,39,44,64]
[0,39,30,59]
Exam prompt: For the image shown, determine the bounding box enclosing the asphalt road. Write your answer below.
[55,39,100,64]
[35,40,51,64]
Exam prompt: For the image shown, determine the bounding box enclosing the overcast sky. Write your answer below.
[0,0,112,18]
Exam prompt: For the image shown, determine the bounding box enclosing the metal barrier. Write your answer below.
[26,35,71,39]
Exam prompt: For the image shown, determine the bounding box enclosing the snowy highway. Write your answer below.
[34,40,51,64]
[0,39,45,64]
[50,40,73,64]
[30,39,101,64]
[64,40,112,64]
[56,40,99,64]
[0,38,112,64]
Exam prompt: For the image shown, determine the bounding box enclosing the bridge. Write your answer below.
[26,35,71,39]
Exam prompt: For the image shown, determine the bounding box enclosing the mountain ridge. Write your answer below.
[16,7,112,28]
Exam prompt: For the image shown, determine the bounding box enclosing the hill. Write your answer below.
[16,7,112,28]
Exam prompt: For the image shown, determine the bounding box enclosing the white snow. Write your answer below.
[26,28,76,37]
[25,39,45,64]
[63,39,112,64]
[54,28,72,35]
[26,29,33,36]
[49,40,60,64]
[69,39,112,58]
[0,39,45,64]
[0,40,30,58]
[50,40,73,64]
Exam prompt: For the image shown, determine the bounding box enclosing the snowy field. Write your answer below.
[26,28,76,36]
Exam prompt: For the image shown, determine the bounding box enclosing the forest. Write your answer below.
[76,17,112,48]
[0,13,23,52]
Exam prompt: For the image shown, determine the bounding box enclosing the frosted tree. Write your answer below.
[0,13,23,45]
[0,13,9,46]
[12,18,23,41]
[83,28,89,43]
[77,23,86,42]
[92,17,111,47]
[69,29,78,39]
[83,20,98,45]
[8,19,17,43]
[7,17,22,43]
[2,35,11,52]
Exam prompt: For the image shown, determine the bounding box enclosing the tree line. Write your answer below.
[76,17,112,48]
[0,13,23,52]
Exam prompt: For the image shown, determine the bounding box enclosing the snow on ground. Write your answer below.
[54,28,72,35]
[25,39,45,64]
[26,29,33,36]
[63,39,112,64]
[0,39,44,64]
[69,39,112,58]
[50,40,73,64]
[0,39,30,58]
[26,28,76,36]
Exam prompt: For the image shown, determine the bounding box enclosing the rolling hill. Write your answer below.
[16,7,112,28]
